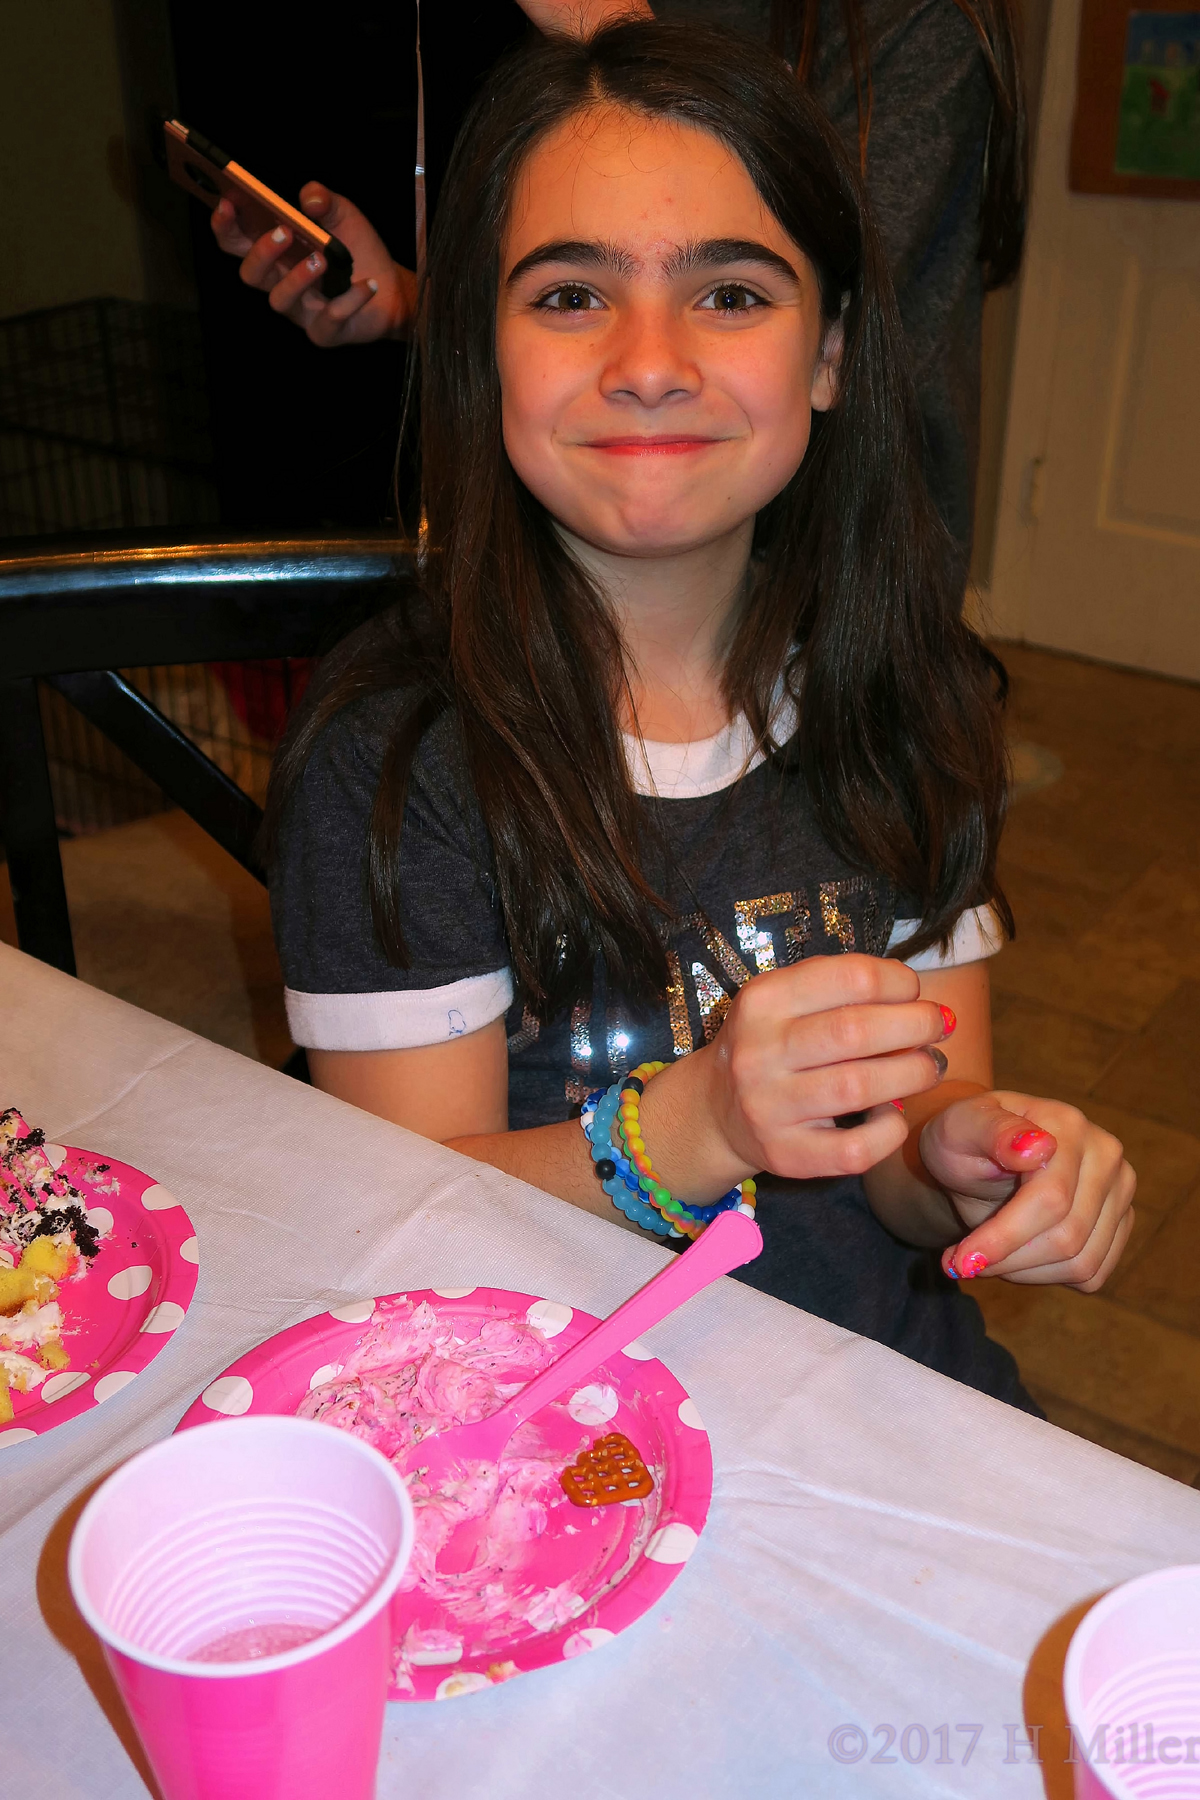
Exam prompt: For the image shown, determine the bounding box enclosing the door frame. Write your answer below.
[987,0,1083,644]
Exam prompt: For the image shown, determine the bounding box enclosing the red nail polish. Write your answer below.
[891,1099,906,1113]
[939,1004,957,1037]
[959,1250,988,1279]
[1010,1128,1052,1156]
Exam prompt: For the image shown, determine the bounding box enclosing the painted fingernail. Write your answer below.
[959,1250,989,1279]
[306,252,323,272]
[939,1004,957,1037]
[271,226,288,245]
[945,1262,960,1280]
[1010,1128,1053,1156]
[891,1099,906,1113]
[927,1047,948,1080]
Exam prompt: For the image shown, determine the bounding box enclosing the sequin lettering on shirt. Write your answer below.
[785,897,812,962]
[859,882,887,956]
[664,949,694,1058]
[570,997,593,1072]
[507,1006,540,1056]
[734,891,799,974]
[817,877,888,955]
[565,997,595,1104]
[691,962,733,1042]
[607,1012,635,1079]
[819,882,857,952]
[676,911,751,989]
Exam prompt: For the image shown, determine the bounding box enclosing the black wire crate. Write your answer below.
[0,297,315,833]
[0,296,219,538]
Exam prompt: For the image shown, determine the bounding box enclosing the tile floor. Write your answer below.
[0,810,292,1069]
[979,644,1200,1484]
[2,643,1198,1480]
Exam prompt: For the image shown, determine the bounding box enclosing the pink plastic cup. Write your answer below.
[68,1415,414,1800]
[1064,1564,1200,1800]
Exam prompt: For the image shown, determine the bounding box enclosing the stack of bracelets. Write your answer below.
[581,1059,756,1240]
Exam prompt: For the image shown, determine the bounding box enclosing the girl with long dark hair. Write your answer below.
[268,22,1133,1408]
[531,0,1029,555]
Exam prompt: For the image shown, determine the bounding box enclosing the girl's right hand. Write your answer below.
[702,954,951,1183]
[210,184,417,346]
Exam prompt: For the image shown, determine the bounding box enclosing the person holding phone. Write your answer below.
[210,0,1024,559]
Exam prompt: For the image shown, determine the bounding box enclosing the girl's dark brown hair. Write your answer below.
[772,0,1027,287]
[267,20,1011,1018]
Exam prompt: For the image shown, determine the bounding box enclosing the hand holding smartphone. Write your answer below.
[164,118,353,297]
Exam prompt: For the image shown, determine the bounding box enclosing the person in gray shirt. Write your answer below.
[213,0,1025,564]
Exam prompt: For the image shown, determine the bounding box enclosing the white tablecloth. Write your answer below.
[4,942,1199,1799]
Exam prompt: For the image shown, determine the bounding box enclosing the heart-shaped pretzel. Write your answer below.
[561,1432,654,1508]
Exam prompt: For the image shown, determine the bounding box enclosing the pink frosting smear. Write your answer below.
[297,1299,631,1671]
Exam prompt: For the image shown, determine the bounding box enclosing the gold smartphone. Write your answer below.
[164,117,353,298]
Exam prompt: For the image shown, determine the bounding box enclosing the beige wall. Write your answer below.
[0,0,147,318]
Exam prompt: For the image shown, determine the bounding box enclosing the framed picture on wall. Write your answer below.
[1071,0,1200,194]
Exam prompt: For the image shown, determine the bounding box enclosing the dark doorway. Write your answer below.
[167,0,529,530]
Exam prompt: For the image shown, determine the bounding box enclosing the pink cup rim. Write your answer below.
[1063,1563,1200,1800]
[68,1416,415,1680]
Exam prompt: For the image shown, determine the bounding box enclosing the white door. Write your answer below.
[988,0,1200,680]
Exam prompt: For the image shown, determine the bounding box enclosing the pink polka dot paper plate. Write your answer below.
[0,1147,199,1450]
[176,1287,712,1700]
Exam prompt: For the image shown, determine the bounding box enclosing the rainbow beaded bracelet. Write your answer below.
[581,1070,756,1239]
[615,1063,756,1236]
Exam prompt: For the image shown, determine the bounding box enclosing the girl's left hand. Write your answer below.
[918,1091,1136,1291]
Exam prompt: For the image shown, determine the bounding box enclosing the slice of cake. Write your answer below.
[0,1109,105,1418]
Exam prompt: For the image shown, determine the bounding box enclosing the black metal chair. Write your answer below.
[0,535,406,1004]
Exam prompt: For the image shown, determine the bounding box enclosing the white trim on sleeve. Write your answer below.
[887,904,1003,972]
[285,969,514,1052]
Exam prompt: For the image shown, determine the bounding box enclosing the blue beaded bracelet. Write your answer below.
[582,1087,657,1205]
[582,1087,676,1236]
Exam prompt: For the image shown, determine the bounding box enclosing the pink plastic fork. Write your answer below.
[403,1208,763,1487]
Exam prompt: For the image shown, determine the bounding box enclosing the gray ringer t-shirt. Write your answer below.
[270,689,1033,1413]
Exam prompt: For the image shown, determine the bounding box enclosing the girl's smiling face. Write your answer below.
[496,106,841,563]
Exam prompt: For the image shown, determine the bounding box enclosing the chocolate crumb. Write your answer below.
[31,1206,102,1259]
